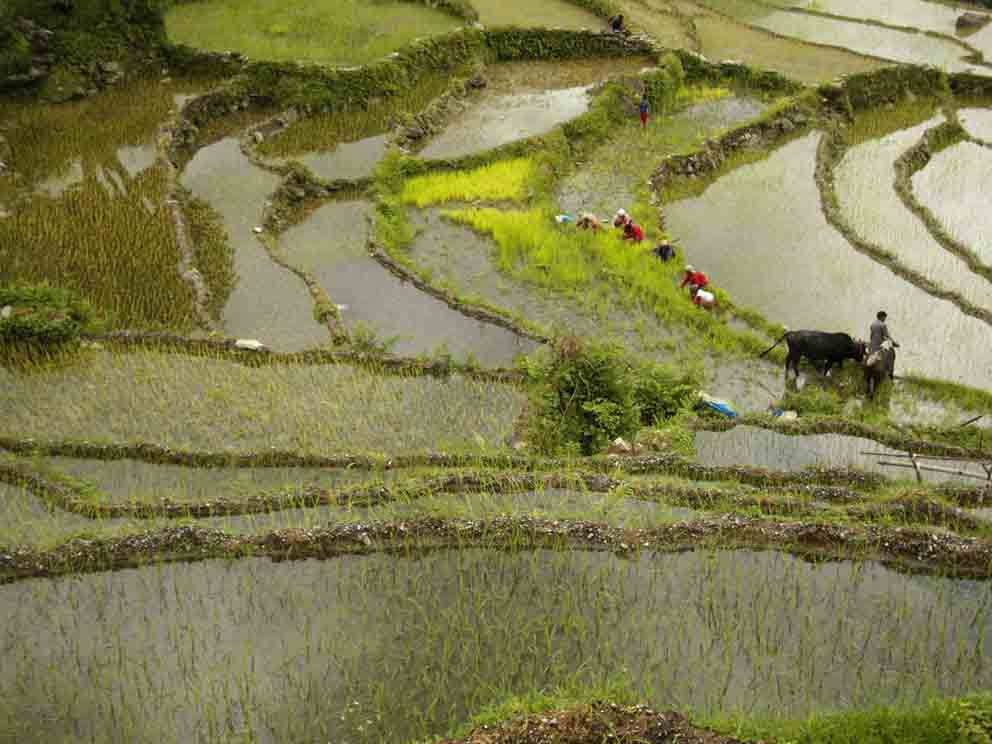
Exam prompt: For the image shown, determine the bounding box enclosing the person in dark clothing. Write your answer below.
[653,242,676,261]
[869,310,899,376]
[610,14,624,33]
[639,93,650,129]
[869,311,899,353]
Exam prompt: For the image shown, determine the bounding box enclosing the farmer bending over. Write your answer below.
[679,264,709,295]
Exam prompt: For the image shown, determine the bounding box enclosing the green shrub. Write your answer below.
[631,362,699,425]
[0,283,93,347]
[519,337,641,456]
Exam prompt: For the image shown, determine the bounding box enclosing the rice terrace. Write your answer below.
[4,0,992,740]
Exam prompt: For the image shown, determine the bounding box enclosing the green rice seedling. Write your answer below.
[0,350,525,454]
[401,158,536,207]
[164,0,463,66]
[0,79,220,329]
[257,72,453,159]
[444,206,776,356]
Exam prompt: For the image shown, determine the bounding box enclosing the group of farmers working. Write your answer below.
[560,207,715,307]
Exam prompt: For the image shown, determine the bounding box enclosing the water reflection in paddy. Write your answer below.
[420,86,592,160]
[960,107,992,143]
[292,133,388,182]
[1,549,988,742]
[279,200,535,364]
[836,116,992,316]
[695,425,990,483]
[180,137,329,351]
[664,132,992,388]
[913,140,992,266]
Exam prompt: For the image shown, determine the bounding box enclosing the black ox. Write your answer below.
[759,330,866,377]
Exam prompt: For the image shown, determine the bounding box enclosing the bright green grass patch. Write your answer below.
[165,0,462,66]
[445,206,774,356]
[402,158,537,207]
[706,693,992,744]
[256,71,453,158]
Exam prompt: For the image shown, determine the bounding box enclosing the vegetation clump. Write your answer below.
[519,336,698,455]
[402,158,536,206]
[0,282,93,352]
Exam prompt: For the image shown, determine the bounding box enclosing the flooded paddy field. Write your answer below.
[0,351,524,454]
[0,79,217,329]
[835,115,992,316]
[180,137,329,351]
[35,456,379,505]
[960,107,992,143]
[913,140,992,266]
[696,0,984,72]
[419,56,655,160]
[664,132,992,389]
[290,134,388,182]
[1,549,988,742]
[280,201,534,363]
[695,425,991,483]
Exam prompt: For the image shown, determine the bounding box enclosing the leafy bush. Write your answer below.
[631,362,699,425]
[0,283,94,346]
[520,337,640,455]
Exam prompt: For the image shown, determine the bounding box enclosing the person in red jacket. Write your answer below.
[622,220,644,242]
[679,264,709,295]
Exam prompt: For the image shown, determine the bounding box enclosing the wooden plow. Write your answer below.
[860,451,992,485]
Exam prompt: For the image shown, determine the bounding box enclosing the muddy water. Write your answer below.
[665,132,992,388]
[776,0,974,39]
[959,107,992,143]
[695,425,990,482]
[708,0,984,72]
[292,134,388,182]
[2,550,989,742]
[40,457,378,504]
[693,12,881,84]
[912,140,992,266]
[837,117,992,316]
[180,138,328,351]
[279,200,535,364]
[0,480,92,546]
[420,86,591,160]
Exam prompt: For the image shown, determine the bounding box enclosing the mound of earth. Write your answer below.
[439,704,758,744]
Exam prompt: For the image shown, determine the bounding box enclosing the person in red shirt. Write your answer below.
[679,264,709,295]
[622,220,644,242]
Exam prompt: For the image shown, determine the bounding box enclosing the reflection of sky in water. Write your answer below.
[279,200,535,364]
[421,86,591,160]
[913,141,992,265]
[958,108,992,143]
[837,116,992,316]
[695,425,990,483]
[751,6,982,73]
[291,134,388,181]
[180,137,329,351]
[1,549,989,742]
[666,133,992,388]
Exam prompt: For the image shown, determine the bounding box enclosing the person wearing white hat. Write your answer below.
[612,208,629,228]
[680,264,709,298]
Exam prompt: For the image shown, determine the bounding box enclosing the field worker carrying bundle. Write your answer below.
[679,265,709,294]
